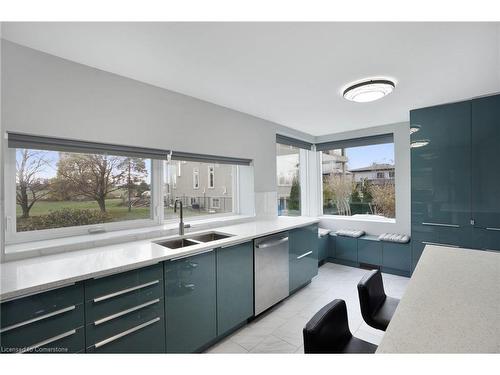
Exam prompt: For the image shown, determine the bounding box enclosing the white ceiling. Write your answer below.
[2,22,500,136]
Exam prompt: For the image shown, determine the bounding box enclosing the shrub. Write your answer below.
[369,182,395,218]
[17,208,110,231]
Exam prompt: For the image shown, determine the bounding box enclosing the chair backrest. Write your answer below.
[357,269,387,322]
[303,299,352,353]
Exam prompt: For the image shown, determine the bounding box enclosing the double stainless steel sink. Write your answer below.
[155,231,233,250]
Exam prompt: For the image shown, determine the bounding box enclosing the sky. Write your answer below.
[345,143,394,170]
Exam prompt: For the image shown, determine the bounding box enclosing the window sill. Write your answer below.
[3,214,255,262]
[319,214,396,224]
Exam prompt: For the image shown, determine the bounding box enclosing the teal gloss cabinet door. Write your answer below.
[357,236,382,265]
[471,94,500,230]
[289,224,318,293]
[318,235,328,263]
[165,250,217,353]
[411,101,471,234]
[335,236,358,263]
[216,242,254,336]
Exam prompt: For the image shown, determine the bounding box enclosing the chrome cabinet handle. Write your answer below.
[94,299,160,326]
[256,237,289,249]
[422,222,460,228]
[486,227,500,231]
[93,280,159,303]
[19,329,77,354]
[183,283,195,290]
[297,251,313,259]
[0,305,76,334]
[94,317,161,349]
[422,241,460,248]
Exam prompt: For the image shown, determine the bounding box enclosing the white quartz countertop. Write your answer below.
[377,245,500,353]
[0,217,319,301]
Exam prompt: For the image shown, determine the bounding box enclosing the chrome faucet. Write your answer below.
[174,199,190,235]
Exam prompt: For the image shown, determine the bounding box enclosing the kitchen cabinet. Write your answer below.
[357,236,382,266]
[318,233,330,263]
[289,224,318,293]
[410,93,500,269]
[0,283,85,353]
[85,263,165,353]
[411,100,471,231]
[327,233,337,259]
[334,236,358,264]
[165,250,217,353]
[471,94,500,230]
[382,242,411,276]
[216,242,254,336]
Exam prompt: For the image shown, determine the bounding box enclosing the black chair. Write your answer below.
[357,269,399,331]
[303,299,377,354]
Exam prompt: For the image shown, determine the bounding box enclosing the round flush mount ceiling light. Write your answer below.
[343,79,396,103]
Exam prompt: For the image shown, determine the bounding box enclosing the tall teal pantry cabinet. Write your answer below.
[410,93,500,269]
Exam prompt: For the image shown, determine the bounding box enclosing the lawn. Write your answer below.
[17,199,151,222]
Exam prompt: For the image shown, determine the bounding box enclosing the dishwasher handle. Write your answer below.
[255,237,289,249]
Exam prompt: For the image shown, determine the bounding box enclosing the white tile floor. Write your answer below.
[206,262,410,353]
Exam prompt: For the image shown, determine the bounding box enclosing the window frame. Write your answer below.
[4,148,163,244]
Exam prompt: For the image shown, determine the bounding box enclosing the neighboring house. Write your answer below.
[165,161,233,212]
[349,163,395,184]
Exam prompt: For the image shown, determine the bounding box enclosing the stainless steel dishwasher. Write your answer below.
[254,232,290,315]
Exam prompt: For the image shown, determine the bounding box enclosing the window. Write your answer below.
[164,161,234,220]
[320,141,395,219]
[7,148,153,234]
[208,166,215,189]
[211,198,220,209]
[4,134,252,248]
[276,143,301,216]
[193,168,199,189]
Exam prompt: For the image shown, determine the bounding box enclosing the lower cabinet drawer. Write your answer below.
[86,303,165,353]
[0,303,85,353]
[1,283,83,329]
[87,315,165,353]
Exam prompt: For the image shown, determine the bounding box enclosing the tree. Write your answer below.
[118,158,148,212]
[16,149,51,218]
[369,182,395,218]
[324,174,355,215]
[56,153,125,212]
[288,177,301,211]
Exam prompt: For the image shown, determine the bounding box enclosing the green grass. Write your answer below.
[17,199,151,222]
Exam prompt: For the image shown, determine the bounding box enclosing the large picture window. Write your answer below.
[163,160,234,220]
[320,140,395,219]
[5,134,250,246]
[11,148,152,233]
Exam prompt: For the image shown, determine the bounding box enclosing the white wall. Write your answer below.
[315,121,411,235]
[1,40,312,198]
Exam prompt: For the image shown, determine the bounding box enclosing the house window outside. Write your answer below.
[9,148,152,233]
[276,143,301,216]
[164,161,233,219]
[211,198,220,209]
[193,168,199,189]
[321,141,395,219]
[208,166,215,189]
